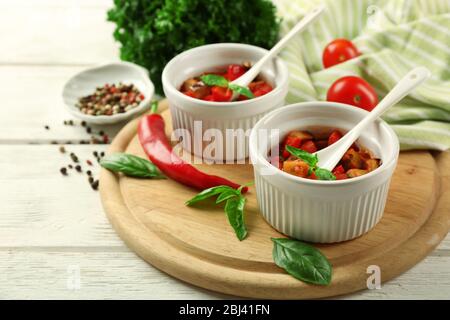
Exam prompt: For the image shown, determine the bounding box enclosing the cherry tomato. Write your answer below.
[328,130,342,146]
[226,64,247,81]
[323,39,360,68]
[327,76,379,111]
[282,136,302,159]
[211,86,232,102]
[300,140,317,153]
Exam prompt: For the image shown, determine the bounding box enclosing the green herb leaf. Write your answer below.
[100,153,165,179]
[225,196,248,241]
[315,168,336,181]
[200,74,229,87]
[185,186,236,206]
[271,238,332,285]
[285,145,318,168]
[228,84,255,99]
[216,190,239,204]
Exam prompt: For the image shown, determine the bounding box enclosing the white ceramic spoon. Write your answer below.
[229,4,326,101]
[316,67,430,171]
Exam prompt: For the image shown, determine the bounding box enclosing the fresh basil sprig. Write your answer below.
[200,75,255,99]
[100,153,165,179]
[271,238,332,286]
[186,184,249,241]
[286,146,336,181]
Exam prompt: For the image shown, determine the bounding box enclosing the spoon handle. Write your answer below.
[318,67,430,171]
[230,4,325,88]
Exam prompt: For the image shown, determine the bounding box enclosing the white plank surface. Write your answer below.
[0,0,449,300]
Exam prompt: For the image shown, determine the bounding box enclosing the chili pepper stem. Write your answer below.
[150,101,158,114]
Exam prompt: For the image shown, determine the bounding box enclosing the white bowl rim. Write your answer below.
[161,42,289,109]
[250,101,400,186]
[62,61,154,122]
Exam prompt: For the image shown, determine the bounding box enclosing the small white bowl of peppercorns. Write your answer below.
[62,61,154,125]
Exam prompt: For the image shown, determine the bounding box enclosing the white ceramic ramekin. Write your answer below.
[249,102,400,243]
[162,43,289,162]
[62,62,154,125]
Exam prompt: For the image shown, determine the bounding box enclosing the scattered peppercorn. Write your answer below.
[86,127,92,134]
[75,165,82,172]
[100,151,105,157]
[51,141,58,144]
[60,167,68,175]
[70,153,79,163]
[93,151,98,158]
[68,164,73,169]
[91,180,99,190]
[81,121,86,127]
[76,83,144,116]
[45,125,50,130]
[59,146,66,153]
[99,130,105,136]
[88,176,94,184]
[86,170,92,176]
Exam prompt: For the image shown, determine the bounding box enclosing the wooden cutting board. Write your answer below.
[99,100,450,299]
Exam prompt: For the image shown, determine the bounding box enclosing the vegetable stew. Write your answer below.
[180,63,273,102]
[273,129,381,180]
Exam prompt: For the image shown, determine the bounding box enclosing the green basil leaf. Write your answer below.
[228,84,255,99]
[285,145,318,168]
[185,185,236,206]
[200,74,229,87]
[100,153,165,179]
[224,196,248,241]
[271,238,332,286]
[216,190,239,204]
[315,168,336,181]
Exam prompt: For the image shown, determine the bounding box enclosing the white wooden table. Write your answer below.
[0,0,449,299]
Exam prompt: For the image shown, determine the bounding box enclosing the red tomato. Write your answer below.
[282,136,302,159]
[211,86,232,102]
[327,76,379,111]
[300,140,317,153]
[333,165,345,174]
[226,64,247,81]
[308,172,317,180]
[249,81,273,97]
[203,95,216,101]
[183,91,196,98]
[328,130,342,146]
[323,39,360,68]
[334,173,348,180]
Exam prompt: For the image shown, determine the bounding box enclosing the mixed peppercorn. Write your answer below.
[76,83,145,116]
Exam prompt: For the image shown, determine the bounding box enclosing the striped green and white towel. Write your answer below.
[275,0,450,151]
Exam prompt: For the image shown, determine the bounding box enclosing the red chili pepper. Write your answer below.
[138,102,247,193]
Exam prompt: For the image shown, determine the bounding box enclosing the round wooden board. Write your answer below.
[100,100,450,299]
